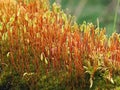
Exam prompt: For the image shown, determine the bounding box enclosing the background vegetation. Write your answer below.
[50,0,120,36]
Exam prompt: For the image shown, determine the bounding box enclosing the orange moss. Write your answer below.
[0,0,120,80]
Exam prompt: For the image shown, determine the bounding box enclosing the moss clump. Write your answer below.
[0,0,120,89]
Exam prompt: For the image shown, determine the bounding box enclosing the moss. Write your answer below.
[0,0,120,89]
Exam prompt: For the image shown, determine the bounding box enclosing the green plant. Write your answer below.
[113,0,120,32]
[0,0,120,89]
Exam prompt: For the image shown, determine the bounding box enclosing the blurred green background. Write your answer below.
[50,0,120,36]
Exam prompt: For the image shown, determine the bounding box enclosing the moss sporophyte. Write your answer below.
[0,0,120,89]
